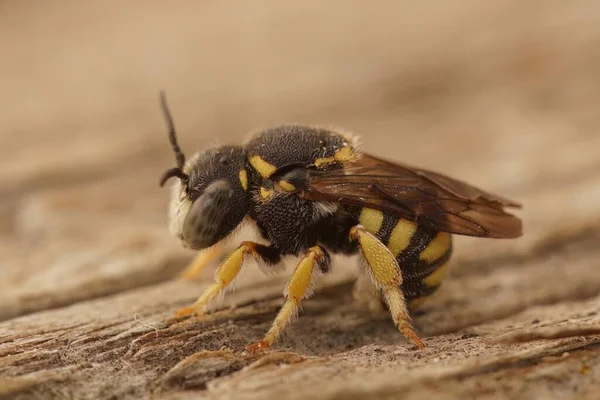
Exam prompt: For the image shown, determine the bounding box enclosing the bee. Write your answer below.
[159,93,523,350]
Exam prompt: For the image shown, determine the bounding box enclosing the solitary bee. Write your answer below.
[159,93,522,350]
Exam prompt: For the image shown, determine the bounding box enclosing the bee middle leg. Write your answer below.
[349,225,425,349]
[175,241,281,318]
[352,272,387,314]
[247,245,331,351]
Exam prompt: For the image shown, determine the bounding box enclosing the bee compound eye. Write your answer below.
[182,179,233,249]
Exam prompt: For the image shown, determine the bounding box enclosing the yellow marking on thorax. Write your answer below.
[423,262,450,287]
[420,232,451,263]
[260,186,273,200]
[388,219,418,257]
[278,180,296,192]
[314,156,335,168]
[238,169,248,191]
[334,146,354,162]
[314,146,355,168]
[249,155,277,178]
[359,208,384,234]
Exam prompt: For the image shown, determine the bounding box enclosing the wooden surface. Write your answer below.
[1,1,600,399]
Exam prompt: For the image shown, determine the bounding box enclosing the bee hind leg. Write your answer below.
[246,245,331,352]
[349,225,425,349]
[175,241,281,318]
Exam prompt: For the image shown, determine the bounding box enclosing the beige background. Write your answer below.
[1,1,600,399]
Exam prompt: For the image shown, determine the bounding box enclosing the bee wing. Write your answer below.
[302,154,523,238]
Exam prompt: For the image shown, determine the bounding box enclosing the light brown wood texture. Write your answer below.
[1,1,600,399]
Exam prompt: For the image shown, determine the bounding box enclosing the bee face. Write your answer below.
[168,146,249,250]
[158,93,250,250]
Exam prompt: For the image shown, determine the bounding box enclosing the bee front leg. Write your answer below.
[247,245,331,352]
[349,225,425,349]
[175,241,281,318]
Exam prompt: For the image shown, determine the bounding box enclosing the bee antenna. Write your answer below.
[159,91,186,169]
[159,167,189,187]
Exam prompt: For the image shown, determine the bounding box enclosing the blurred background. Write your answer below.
[1,0,599,321]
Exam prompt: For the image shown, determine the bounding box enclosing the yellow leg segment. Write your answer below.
[246,246,324,351]
[350,225,425,349]
[178,243,225,281]
[175,241,260,318]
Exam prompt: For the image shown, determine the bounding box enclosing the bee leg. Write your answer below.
[352,272,387,314]
[178,243,225,281]
[349,225,426,349]
[246,245,330,352]
[175,241,280,318]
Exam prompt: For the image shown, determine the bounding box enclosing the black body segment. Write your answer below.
[245,125,359,256]
[245,125,355,178]
[244,126,454,303]
[249,243,283,266]
[251,183,317,255]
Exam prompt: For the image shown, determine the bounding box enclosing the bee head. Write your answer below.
[159,93,250,249]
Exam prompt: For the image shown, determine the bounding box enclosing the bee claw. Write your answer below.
[246,340,270,353]
[174,306,204,319]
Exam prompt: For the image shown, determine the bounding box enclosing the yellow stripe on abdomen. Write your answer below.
[358,208,384,235]
[419,232,451,263]
[388,219,418,257]
[422,262,450,287]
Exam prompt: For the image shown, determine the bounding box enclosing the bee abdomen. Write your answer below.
[357,207,453,301]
